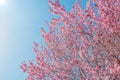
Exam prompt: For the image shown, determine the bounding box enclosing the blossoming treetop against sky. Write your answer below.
[21,0,120,80]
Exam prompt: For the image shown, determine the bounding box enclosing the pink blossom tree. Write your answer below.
[21,0,120,80]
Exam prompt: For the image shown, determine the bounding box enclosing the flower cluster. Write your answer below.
[21,0,120,80]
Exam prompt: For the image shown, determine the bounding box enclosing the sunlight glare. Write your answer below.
[0,0,6,6]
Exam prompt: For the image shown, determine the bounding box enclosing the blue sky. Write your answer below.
[0,0,87,80]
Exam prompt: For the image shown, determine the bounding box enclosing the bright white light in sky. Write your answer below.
[0,0,6,6]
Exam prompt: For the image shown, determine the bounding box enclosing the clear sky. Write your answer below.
[0,0,87,80]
